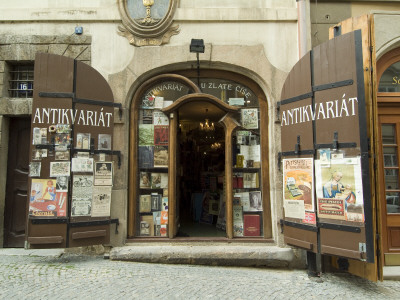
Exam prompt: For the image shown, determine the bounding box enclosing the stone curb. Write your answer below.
[110,245,296,268]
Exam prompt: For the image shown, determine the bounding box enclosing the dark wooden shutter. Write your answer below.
[27,53,119,248]
[279,30,376,278]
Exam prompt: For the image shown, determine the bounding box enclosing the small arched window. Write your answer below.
[378,60,400,93]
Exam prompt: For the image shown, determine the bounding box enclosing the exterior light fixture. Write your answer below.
[190,39,204,90]
[190,39,205,53]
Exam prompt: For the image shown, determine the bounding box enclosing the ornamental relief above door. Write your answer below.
[118,0,179,47]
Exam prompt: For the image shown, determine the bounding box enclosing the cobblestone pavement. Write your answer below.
[0,253,400,300]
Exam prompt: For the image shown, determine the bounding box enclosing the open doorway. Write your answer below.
[177,103,227,237]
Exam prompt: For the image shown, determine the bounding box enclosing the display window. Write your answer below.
[130,72,269,239]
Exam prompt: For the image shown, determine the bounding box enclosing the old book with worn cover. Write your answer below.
[151,193,161,210]
[243,214,260,236]
[138,146,154,168]
[141,215,154,236]
[154,145,168,167]
[139,194,151,213]
[138,124,154,146]
[154,125,169,145]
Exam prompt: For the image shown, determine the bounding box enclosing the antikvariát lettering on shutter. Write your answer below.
[279,30,374,263]
[27,53,121,248]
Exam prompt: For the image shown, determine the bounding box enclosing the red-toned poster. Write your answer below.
[317,198,345,220]
[29,179,67,217]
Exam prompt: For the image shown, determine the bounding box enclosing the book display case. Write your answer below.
[138,106,170,237]
[232,109,263,237]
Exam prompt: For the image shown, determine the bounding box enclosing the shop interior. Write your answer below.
[177,102,227,237]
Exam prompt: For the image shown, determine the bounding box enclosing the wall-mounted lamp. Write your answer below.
[190,39,205,53]
[190,39,204,90]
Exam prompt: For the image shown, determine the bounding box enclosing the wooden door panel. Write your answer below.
[378,115,400,257]
[4,118,30,247]
[388,228,400,250]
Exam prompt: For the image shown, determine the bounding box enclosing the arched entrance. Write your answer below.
[128,71,271,240]
[163,93,239,238]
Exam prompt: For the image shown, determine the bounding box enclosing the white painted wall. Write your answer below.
[0,0,299,77]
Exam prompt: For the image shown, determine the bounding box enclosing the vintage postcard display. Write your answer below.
[29,117,116,220]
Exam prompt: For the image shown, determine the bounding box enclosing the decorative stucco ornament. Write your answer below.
[118,0,180,47]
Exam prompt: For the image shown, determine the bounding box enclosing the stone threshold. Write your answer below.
[109,243,298,268]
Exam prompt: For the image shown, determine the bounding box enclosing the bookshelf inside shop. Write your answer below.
[232,109,263,237]
[134,77,265,239]
[137,98,170,237]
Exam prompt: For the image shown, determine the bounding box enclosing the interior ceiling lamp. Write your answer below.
[211,142,221,149]
[200,108,214,132]
[190,39,204,89]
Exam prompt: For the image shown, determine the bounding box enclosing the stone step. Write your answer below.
[109,243,301,268]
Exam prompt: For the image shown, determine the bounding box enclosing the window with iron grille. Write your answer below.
[8,63,34,98]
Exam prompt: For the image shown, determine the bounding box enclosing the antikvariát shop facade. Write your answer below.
[4,3,394,281]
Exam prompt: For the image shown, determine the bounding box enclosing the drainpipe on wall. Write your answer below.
[297,0,308,58]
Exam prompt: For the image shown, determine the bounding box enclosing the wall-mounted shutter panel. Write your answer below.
[279,30,374,267]
[27,53,118,248]
[279,52,318,253]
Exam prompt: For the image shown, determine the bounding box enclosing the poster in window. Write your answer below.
[154,97,164,109]
[241,108,258,129]
[315,157,364,222]
[141,96,155,109]
[139,109,153,124]
[153,111,169,125]
[94,162,113,186]
[283,158,314,215]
